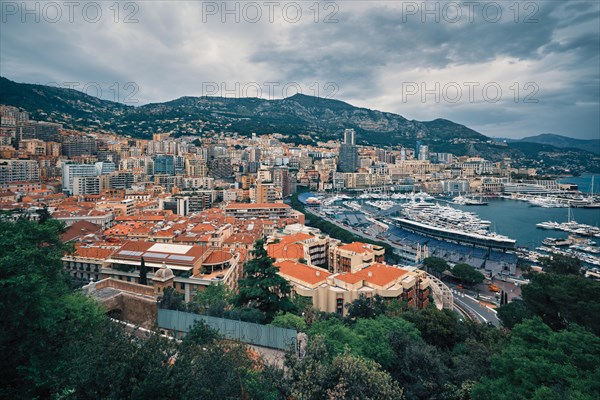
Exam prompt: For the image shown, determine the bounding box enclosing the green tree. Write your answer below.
[234,239,294,321]
[68,320,263,400]
[284,336,403,400]
[388,329,450,400]
[401,307,466,350]
[189,282,232,317]
[308,315,420,369]
[521,272,600,335]
[308,318,359,358]
[184,319,221,346]
[138,256,148,285]
[344,294,388,321]
[423,256,449,277]
[540,254,582,276]
[472,318,600,400]
[327,352,404,400]
[497,299,533,329]
[159,286,186,311]
[271,313,308,331]
[0,219,105,398]
[352,316,420,369]
[451,263,485,286]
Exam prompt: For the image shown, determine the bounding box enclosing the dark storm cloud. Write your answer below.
[0,0,598,139]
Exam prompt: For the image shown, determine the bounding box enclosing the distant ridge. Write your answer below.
[519,133,600,155]
[0,76,485,145]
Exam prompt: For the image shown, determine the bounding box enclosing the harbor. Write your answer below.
[301,191,600,273]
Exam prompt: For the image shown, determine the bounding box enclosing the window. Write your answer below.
[336,298,344,315]
[180,282,185,290]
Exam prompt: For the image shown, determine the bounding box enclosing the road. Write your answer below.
[452,290,500,326]
[306,206,501,326]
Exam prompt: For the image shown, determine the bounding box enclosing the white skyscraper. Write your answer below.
[62,164,98,195]
[344,128,355,145]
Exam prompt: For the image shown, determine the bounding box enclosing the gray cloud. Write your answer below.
[0,0,598,139]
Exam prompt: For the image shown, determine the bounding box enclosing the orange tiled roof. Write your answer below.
[71,245,114,260]
[268,242,304,260]
[354,263,408,287]
[191,223,216,233]
[203,250,233,265]
[279,232,313,245]
[334,273,365,284]
[225,233,257,245]
[275,260,330,285]
[338,242,373,254]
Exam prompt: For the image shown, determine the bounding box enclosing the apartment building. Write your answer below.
[276,261,431,316]
[223,203,304,226]
[329,241,385,273]
[63,241,239,302]
[268,232,330,267]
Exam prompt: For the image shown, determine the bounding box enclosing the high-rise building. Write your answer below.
[273,166,291,197]
[208,156,233,179]
[339,128,359,173]
[154,155,175,176]
[0,159,40,186]
[72,176,104,195]
[344,128,356,145]
[338,144,359,173]
[61,136,97,157]
[400,147,407,161]
[415,140,422,160]
[418,145,429,161]
[95,161,116,175]
[256,181,280,203]
[62,163,98,195]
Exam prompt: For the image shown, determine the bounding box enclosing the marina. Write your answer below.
[300,190,600,272]
[536,207,600,237]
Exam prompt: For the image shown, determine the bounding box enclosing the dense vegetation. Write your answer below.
[2,218,599,399]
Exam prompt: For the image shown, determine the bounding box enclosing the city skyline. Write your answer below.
[1,1,599,140]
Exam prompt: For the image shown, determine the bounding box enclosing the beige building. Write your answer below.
[65,240,242,302]
[268,232,330,267]
[276,261,431,316]
[329,241,385,273]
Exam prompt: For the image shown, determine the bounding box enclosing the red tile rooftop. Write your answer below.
[338,242,373,254]
[354,263,408,287]
[268,242,304,260]
[334,273,365,284]
[203,250,233,265]
[279,232,314,245]
[225,233,258,244]
[70,245,115,260]
[275,260,331,285]
[61,220,102,243]
[191,223,217,233]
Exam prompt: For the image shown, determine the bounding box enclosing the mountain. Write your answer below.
[0,76,132,132]
[1,77,599,172]
[0,77,485,145]
[519,133,600,155]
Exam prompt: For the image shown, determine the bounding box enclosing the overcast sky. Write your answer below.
[1,1,599,139]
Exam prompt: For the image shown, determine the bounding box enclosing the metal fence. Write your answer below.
[157,309,297,351]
